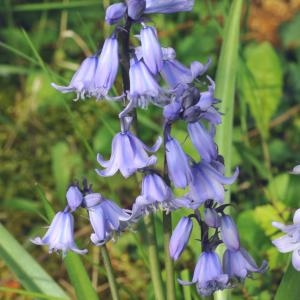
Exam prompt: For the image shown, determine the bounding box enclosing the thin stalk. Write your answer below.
[100,246,120,300]
[144,214,165,300]
[163,212,176,300]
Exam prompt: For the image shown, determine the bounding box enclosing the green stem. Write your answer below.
[163,212,176,300]
[144,214,165,300]
[100,245,120,300]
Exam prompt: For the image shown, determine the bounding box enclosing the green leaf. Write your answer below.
[64,252,99,300]
[0,223,69,299]
[275,260,300,300]
[238,42,283,139]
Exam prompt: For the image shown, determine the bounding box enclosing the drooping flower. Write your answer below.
[204,208,220,228]
[165,135,192,189]
[179,250,229,296]
[145,0,195,14]
[96,119,162,178]
[105,3,127,24]
[220,215,240,251]
[186,160,239,208]
[51,56,98,100]
[127,0,146,20]
[169,217,193,260]
[84,193,131,246]
[140,25,163,75]
[31,211,87,256]
[92,36,120,100]
[66,185,83,212]
[223,248,268,280]
[272,209,300,271]
[187,121,217,162]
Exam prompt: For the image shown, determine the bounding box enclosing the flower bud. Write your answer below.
[204,208,220,228]
[105,3,127,24]
[221,215,240,250]
[66,186,83,211]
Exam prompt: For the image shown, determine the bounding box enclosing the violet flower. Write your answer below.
[96,118,162,178]
[204,208,220,228]
[145,0,195,14]
[179,250,229,296]
[220,215,240,251]
[140,25,163,75]
[84,193,131,246]
[105,3,127,24]
[66,185,83,212]
[272,208,300,271]
[169,217,193,260]
[165,135,192,189]
[51,56,98,100]
[223,248,268,280]
[127,0,146,20]
[31,211,87,256]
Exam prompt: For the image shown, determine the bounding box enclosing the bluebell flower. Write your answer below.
[51,56,98,100]
[145,0,195,14]
[66,185,83,212]
[31,211,87,256]
[165,135,192,189]
[187,121,217,162]
[179,250,229,296]
[140,25,163,75]
[169,217,193,260]
[96,119,162,178]
[105,3,127,24]
[204,208,220,228]
[92,36,120,100]
[127,0,146,20]
[84,193,131,246]
[220,215,240,251]
[186,160,239,208]
[272,209,300,270]
[126,57,167,111]
[223,248,268,280]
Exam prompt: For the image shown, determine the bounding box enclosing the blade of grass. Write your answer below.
[0,223,69,299]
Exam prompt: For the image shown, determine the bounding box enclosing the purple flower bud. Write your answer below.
[93,36,119,100]
[223,248,268,280]
[66,185,83,211]
[169,217,193,260]
[187,121,217,162]
[163,101,182,121]
[127,0,146,20]
[105,3,127,24]
[51,56,98,100]
[221,215,240,251]
[204,208,220,228]
[140,26,163,74]
[96,128,162,178]
[165,135,192,189]
[145,0,195,14]
[179,251,229,296]
[31,211,87,256]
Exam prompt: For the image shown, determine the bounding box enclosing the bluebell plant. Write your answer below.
[32,0,268,297]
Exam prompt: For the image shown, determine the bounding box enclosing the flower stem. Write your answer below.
[100,245,120,300]
[163,212,176,300]
[144,214,165,300]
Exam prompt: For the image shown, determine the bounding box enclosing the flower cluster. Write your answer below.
[32,0,268,297]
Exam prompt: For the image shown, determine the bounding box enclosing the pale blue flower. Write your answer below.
[140,25,163,75]
[105,3,127,24]
[165,135,192,189]
[66,185,83,212]
[145,0,195,14]
[187,121,217,162]
[84,193,130,246]
[169,217,193,260]
[220,215,240,251]
[179,250,229,296]
[92,36,120,100]
[51,56,98,100]
[223,248,268,280]
[31,211,87,256]
[272,208,300,270]
[204,208,220,228]
[186,161,239,208]
[96,125,162,178]
[127,0,146,20]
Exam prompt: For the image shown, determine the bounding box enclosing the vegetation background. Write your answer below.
[1,0,300,299]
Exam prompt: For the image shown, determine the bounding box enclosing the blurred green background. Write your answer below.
[1,0,300,299]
